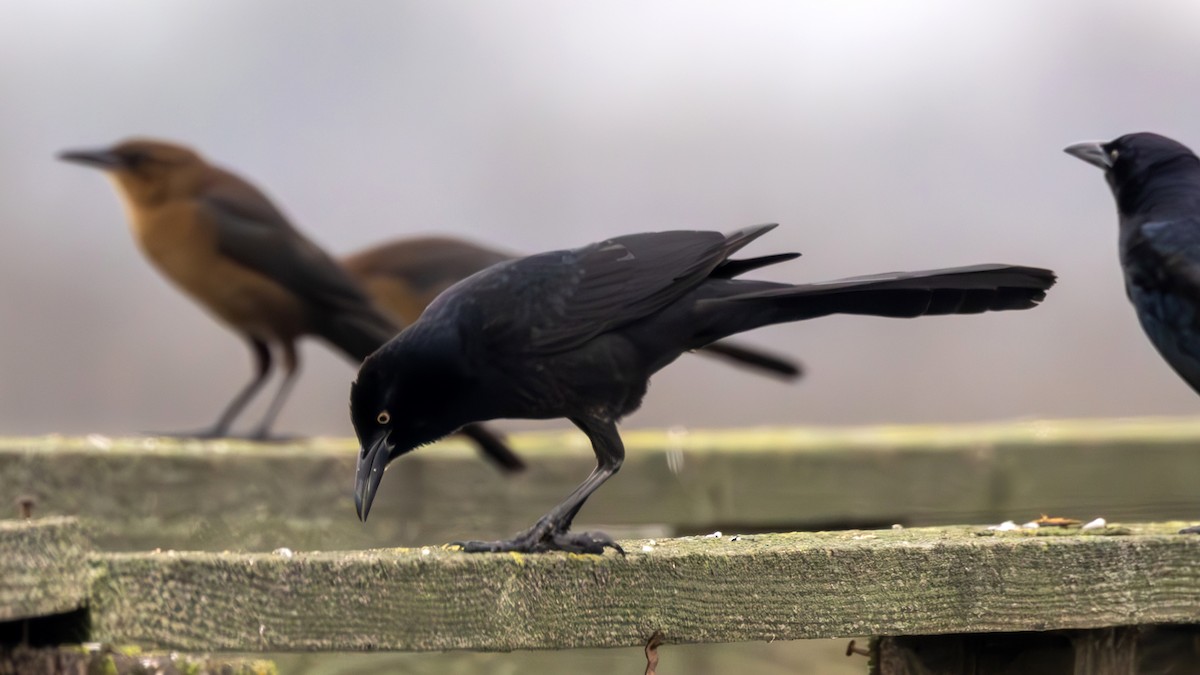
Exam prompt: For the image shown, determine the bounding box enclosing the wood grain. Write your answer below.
[0,518,89,621]
[87,523,1200,652]
[4,417,1200,552]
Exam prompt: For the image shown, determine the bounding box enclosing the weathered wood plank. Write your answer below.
[0,518,89,622]
[6,417,1200,552]
[88,523,1200,652]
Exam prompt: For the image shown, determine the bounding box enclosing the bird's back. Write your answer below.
[413,226,779,382]
[132,161,398,360]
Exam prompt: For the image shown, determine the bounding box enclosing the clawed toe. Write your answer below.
[452,537,543,553]
[452,525,622,555]
[452,539,508,553]
[550,530,625,555]
[452,518,551,553]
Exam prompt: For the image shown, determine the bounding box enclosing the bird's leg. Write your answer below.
[249,341,299,441]
[163,339,271,439]
[456,416,625,554]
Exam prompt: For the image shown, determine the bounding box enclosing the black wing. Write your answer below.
[437,224,778,356]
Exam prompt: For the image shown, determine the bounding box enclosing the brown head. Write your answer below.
[59,139,214,207]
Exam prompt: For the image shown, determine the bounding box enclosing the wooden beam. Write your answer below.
[0,515,858,675]
[0,518,88,622]
[5,417,1200,552]
[87,523,1200,652]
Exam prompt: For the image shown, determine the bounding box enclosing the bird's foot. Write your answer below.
[453,517,624,555]
[1179,524,1200,534]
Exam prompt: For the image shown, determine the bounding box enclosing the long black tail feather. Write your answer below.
[458,423,527,473]
[696,264,1055,338]
[695,340,803,380]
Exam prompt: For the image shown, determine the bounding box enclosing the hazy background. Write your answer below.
[2,0,1198,438]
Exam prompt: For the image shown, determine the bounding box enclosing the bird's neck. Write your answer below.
[1115,164,1200,221]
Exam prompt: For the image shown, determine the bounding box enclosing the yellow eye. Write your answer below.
[377,411,391,425]
[1110,149,1120,161]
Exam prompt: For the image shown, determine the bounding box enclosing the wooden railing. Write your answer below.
[5,418,1200,674]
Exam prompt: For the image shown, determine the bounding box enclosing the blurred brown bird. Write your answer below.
[58,139,524,472]
[342,236,804,379]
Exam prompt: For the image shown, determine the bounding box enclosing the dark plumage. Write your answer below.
[342,235,803,378]
[351,224,1055,553]
[1066,131,1200,534]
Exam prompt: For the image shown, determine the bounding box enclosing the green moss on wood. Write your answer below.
[0,517,90,621]
[87,523,1200,652]
[5,417,1200,553]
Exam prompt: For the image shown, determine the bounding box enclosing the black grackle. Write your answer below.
[351,224,1055,552]
[1066,131,1200,534]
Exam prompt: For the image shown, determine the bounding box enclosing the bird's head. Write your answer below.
[1065,133,1200,215]
[349,330,475,522]
[59,139,208,206]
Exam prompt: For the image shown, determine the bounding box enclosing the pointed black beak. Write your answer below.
[1063,141,1113,170]
[354,431,393,522]
[58,148,124,170]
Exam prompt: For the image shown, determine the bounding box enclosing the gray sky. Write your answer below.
[3,0,1199,437]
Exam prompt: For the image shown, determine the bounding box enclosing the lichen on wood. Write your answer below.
[87,523,1200,652]
[6,417,1200,553]
[0,517,89,621]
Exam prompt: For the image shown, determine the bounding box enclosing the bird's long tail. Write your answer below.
[695,264,1056,340]
[458,423,527,473]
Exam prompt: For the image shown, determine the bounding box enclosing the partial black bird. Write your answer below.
[342,235,803,379]
[58,139,523,472]
[351,224,1055,553]
[1066,131,1200,534]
